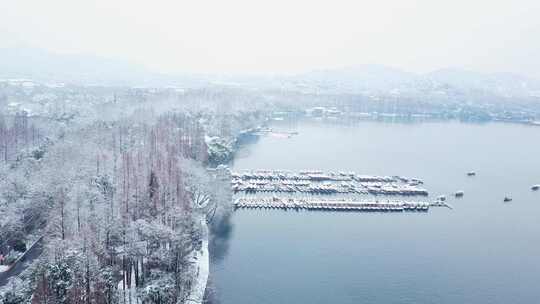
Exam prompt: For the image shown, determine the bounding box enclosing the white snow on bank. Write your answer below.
[116,262,138,304]
[115,217,209,304]
[186,217,210,304]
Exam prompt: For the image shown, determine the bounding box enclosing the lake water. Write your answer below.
[212,120,540,304]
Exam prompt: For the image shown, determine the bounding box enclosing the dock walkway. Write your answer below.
[234,197,437,212]
[230,170,451,213]
[232,170,428,196]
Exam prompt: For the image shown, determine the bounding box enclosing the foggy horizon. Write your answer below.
[1,2,540,304]
[2,0,540,78]
[6,45,540,80]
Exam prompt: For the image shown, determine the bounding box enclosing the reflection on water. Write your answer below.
[213,120,540,304]
[209,217,233,263]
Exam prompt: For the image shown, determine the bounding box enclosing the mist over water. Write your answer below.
[212,120,540,304]
[3,0,540,302]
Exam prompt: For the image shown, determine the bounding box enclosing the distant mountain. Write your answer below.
[1,47,539,101]
[426,68,540,98]
[0,47,206,87]
[259,66,540,101]
[292,65,419,93]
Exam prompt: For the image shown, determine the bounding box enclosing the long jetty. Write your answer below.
[230,170,451,213]
[232,170,415,183]
[232,170,428,196]
[234,197,439,212]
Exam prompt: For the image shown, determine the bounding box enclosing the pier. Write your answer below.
[230,170,451,213]
[231,170,428,196]
[233,197,449,212]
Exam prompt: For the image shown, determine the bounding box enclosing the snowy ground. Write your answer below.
[186,217,210,304]
[116,217,210,304]
[116,260,139,304]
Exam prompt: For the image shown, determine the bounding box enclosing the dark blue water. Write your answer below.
[213,121,540,304]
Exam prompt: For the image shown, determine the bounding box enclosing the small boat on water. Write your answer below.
[467,171,476,176]
[437,195,447,201]
[455,190,464,198]
[504,197,512,202]
[532,185,540,191]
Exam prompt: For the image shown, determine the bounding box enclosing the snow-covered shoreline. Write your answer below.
[115,217,210,304]
[186,217,210,304]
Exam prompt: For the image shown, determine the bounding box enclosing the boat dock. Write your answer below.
[232,170,428,196]
[234,197,446,212]
[230,170,451,213]
[232,170,419,183]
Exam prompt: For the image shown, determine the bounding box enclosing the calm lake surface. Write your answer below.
[212,120,540,304]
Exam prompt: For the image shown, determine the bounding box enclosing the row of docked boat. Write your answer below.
[234,183,361,194]
[232,181,428,196]
[231,170,423,184]
[234,197,432,212]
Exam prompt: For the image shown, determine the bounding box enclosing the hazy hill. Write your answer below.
[1,47,539,101]
[0,47,205,87]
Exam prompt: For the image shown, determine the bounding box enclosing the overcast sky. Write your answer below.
[1,0,539,78]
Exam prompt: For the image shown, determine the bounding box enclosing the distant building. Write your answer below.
[308,107,326,117]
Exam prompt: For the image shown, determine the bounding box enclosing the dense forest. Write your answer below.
[0,84,269,304]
